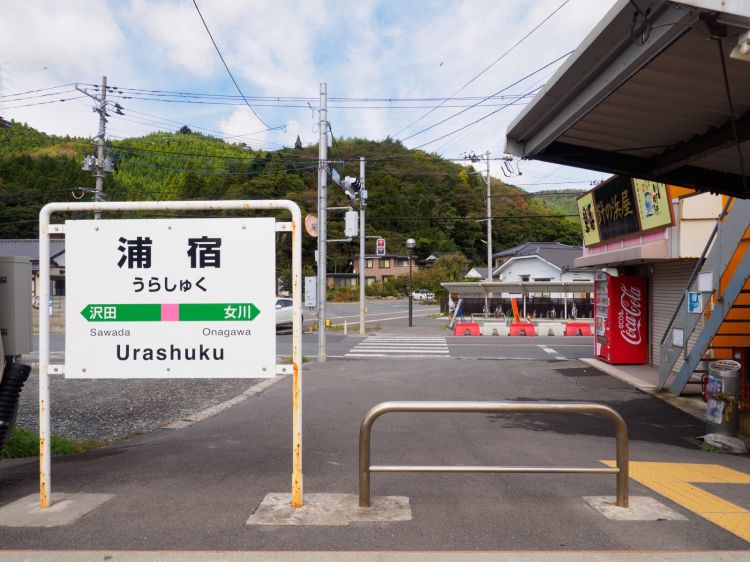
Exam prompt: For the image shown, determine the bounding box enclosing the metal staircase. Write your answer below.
[658,197,750,395]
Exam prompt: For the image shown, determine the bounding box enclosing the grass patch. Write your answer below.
[1,426,103,459]
[278,355,312,365]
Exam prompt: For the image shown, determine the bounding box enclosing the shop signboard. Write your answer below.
[577,191,600,247]
[577,177,675,247]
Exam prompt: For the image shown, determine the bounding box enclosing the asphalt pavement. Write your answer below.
[6,299,750,555]
[3,356,750,552]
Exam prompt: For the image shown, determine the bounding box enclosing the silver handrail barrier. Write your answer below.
[359,401,629,508]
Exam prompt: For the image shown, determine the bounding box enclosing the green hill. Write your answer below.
[534,188,585,216]
[0,121,583,273]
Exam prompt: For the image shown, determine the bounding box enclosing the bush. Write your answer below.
[363,278,408,297]
[1,426,102,458]
[328,286,359,302]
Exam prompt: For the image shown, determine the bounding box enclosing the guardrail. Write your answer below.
[359,401,629,508]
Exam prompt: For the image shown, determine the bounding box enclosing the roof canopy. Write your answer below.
[505,0,750,197]
[443,280,593,295]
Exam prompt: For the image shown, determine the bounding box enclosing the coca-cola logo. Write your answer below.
[618,284,642,345]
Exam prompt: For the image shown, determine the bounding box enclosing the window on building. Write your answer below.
[381,258,391,268]
[366,277,376,285]
[52,278,66,296]
[365,259,373,268]
[396,258,409,267]
[534,278,552,282]
[520,275,530,282]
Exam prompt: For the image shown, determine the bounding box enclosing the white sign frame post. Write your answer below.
[39,200,304,509]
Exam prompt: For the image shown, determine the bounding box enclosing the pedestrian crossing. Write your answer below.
[345,336,450,358]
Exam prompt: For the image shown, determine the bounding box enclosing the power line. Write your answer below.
[191,0,274,131]
[2,95,88,110]
[0,83,75,99]
[121,158,318,176]
[404,50,571,145]
[0,87,78,104]
[393,0,571,139]
[366,214,578,221]
[72,83,545,103]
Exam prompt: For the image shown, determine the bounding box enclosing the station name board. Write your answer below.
[65,218,276,379]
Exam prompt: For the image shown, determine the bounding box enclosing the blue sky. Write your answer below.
[0,0,617,190]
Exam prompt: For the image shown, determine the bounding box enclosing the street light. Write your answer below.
[406,238,416,328]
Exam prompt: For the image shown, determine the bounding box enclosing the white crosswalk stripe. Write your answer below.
[345,336,450,358]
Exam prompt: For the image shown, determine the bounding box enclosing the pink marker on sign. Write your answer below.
[161,303,179,321]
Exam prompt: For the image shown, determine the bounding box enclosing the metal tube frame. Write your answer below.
[408,254,413,328]
[359,401,629,508]
[359,157,366,335]
[39,199,303,508]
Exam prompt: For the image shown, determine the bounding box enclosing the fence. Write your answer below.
[359,400,629,508]
[441,296,593,319]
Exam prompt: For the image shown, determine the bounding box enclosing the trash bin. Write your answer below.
[706,359,741,436]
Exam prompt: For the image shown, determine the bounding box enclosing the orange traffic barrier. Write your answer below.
[565,322,592,336]
[454,322,480,336]
[511,298,520,323]
[509,322,536,336]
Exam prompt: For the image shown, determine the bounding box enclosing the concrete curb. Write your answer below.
[580,358,706,421]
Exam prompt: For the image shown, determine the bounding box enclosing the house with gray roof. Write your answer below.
[0,239,66,296]
[491,242,593,287]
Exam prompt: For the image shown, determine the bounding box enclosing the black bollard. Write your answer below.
[0,361,32,451]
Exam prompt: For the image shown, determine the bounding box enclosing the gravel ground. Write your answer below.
[13,353,258,441]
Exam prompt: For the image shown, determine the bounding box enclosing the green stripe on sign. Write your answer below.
[81,304,161,322]
[179,303,260,322]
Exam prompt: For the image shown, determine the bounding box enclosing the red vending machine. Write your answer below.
[594,271,648,364]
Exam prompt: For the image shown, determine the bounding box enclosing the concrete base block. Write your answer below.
[0,493,115,527]
[583,495,688,521]
[482,322,509,336]
[246,493,411,526]
[537,322,564,336]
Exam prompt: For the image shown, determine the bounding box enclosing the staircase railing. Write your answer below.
[658,197,750,393]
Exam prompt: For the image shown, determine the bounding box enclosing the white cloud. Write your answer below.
[0,0,616,187]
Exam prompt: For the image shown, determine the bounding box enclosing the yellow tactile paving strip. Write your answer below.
[602,461,750,542]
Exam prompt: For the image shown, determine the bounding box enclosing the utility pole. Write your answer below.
[317,83,328,361]
[76,76,111,220]
[359,156,366,335]
[485,151,492,315]
[94,76,107,219]
[485,150,492,281]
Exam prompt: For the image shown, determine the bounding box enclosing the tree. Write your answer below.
[413,254,470,296]
[294,135,302,149]
[178,125,192,135]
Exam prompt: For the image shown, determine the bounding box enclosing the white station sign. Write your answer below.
[65,218,276,378]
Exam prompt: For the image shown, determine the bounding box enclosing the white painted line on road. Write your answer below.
[356,342,447,347]
[369,336,445,339]
[346,354,450,358]
[539,345,567,361]
[346,335,450,359]
[329,313,436,326]
[355,348,449,352]
[163,376,285,430]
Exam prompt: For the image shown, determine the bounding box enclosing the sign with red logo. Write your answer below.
[618,282,643,346]
[595,272,647,364]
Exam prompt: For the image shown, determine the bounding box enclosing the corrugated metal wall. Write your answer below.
[651,260,698,369]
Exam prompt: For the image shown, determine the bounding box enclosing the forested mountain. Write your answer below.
[533,189,585,217]
[0,121,583,272]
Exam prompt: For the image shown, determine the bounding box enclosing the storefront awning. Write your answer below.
[505,0,750,197]
[442,281,593,295]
